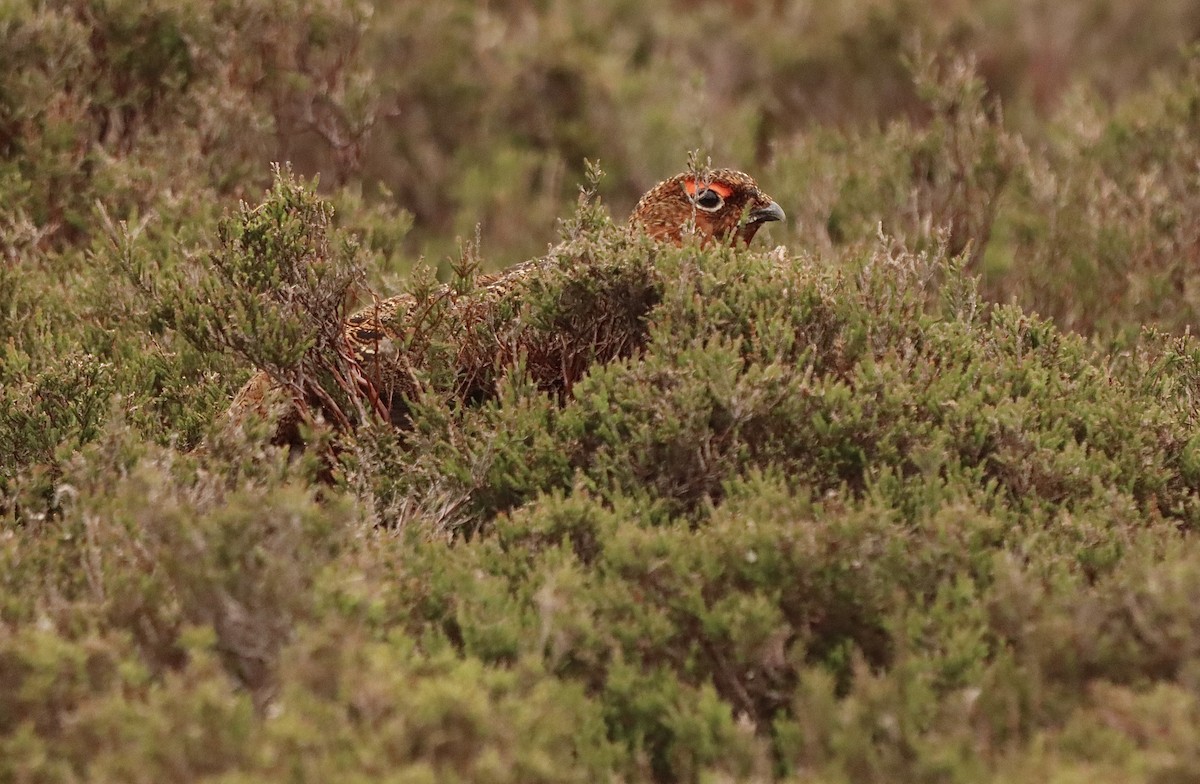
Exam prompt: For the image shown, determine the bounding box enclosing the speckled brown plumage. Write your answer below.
[226,169,783,434]
[628,168,784,247]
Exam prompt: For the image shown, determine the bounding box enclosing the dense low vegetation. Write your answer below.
[5,1,1200,781]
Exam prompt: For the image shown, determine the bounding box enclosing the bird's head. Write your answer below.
[629,168,785,247]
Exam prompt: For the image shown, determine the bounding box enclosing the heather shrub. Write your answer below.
[767,46,1200,340]
[985,53,1200,336]
[6,1,1200,782]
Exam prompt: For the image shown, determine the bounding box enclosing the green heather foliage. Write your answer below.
[6,1,1200,782]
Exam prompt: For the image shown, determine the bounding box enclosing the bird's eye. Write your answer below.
[694,188,724,211]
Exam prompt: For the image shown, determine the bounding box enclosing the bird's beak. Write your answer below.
[747,201,786,226]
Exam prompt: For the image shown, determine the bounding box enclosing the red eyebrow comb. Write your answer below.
[683,178,734,198]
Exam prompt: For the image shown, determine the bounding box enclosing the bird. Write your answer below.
[339,168,783,351]
[227,168,783,432]
[629,168,785,246]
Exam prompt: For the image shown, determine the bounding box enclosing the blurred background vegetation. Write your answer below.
[5,0,1200,324]
[6,1,1200,782]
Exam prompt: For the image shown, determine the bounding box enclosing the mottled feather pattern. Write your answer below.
[629,168,784,247]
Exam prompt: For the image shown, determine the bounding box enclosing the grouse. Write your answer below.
[228,168,783,428]
[629,168,785,246]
